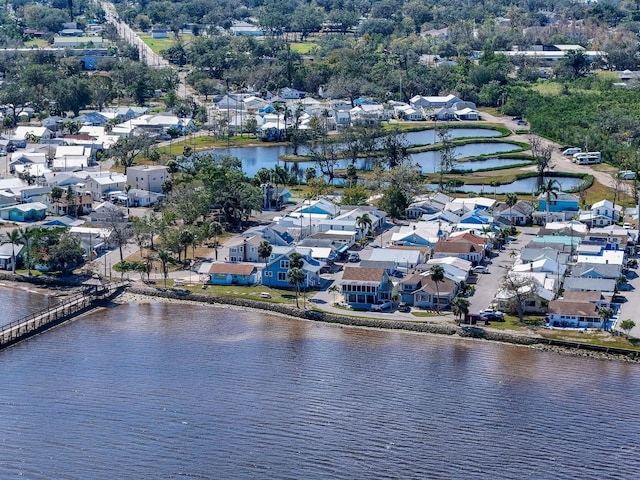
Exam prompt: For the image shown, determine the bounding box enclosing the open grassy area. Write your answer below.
[168,282,300,306]
[538,329,640,350]
[23,38,49,48]
[139,34,192,55]
[289,42,317,54]
[154,134,266,156]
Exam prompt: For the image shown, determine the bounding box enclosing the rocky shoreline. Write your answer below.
[121,286,640,363]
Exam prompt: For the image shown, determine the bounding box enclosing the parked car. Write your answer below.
[371,300,393,311]
[473,265,489,274]
[483,312,505,322]
[623,222,632,229]
[347,253,360,263]
[516,120,528,126]
[398,302,410,312]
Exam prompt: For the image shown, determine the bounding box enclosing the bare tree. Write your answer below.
[529,135,554,181]
[500,272,539,322]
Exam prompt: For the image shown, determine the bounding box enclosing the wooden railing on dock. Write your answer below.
[0,280,129,351]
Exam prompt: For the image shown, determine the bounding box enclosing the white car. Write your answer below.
[473,265,489,274]
[371,300,393,312]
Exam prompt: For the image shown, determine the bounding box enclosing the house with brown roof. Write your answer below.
[207,262,258,285]
[546,300,603,329]
[410,274,459,309]
[340,266,394,308]
[432,238,483,264]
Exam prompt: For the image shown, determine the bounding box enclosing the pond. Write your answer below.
[404,127,502,146]
[201,129,508,178]
[411,143,523,174]
[456,176,586,194]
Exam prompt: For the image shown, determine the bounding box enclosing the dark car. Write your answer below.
[398,302,410,312]
[483,312,505,322]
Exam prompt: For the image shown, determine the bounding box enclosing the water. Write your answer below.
[1,293,639,479]
[203,128,506,178]
[404,127,502,146]
[460,176,586,194]
[453,158,531,171]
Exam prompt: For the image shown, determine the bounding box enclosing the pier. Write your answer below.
[0,280,129,351]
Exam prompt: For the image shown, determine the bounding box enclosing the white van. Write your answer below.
[619,170,636,180]
[562,147,582,156]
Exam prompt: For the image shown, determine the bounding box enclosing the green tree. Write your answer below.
[258,240,273,286]
[47,233,85,274]
[157,250,172,288]
[287,267,305,308]
[355,213,373,237]
[378,185,408,221]
[208,221,223,261]
[430,264,445,313]
[620,319,636,337]
[451,296,470,324]
[5,229,21,274]
[505,192,518,225]
[108,135,152,173]
[538,178,561,225]
[18,227,34,276]
[598,306,614,331]
[341,186,369,206]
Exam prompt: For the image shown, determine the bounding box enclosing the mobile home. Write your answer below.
[573,152,601,165]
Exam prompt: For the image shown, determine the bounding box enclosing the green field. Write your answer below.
[23,38,49,48]
[139,34,192,55]
[289,42,317,54]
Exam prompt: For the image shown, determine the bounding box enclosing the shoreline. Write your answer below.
[120,288,640,363]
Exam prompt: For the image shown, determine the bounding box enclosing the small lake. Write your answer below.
[405,127,502,146]
[202,129,507,178]
[458,176,586,194]
[411,143,523,173]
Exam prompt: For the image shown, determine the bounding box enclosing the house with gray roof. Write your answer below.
[563,277,616,293]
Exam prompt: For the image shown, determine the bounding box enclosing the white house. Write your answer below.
[126,165,170,193]
[85,172,128,200]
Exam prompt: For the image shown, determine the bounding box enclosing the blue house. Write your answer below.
[262,247,324,288]
[458,208,492,227]
[0,203,47,222]
[340,266,394,308]
[538,192,580,213]
[207,263,258,285]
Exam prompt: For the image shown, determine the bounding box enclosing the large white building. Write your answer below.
[126,165,170,193]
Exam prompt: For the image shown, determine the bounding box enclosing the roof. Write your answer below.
[0,202,47,212]
[417,274,457,295]
[208,263,257,275]
[434,241,477,254]
[563,277,616,292]
[0,243,24,257]
[367,248,422,264]
[571,263,622,279]
[341,267,386,283]
[561,291,609,303]
[547,301,600,318]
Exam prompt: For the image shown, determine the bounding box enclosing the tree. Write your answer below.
[288,267,305,308]
[430,264,445,313]
[529,136,554,182]
[341,186,369,206]
[179,229,195,260]
[538,178,561,225]
[50,186,63,215]
[328,283,340,305]
[18,227,34,276]
[620,319,636,338]
[598,306,614,332]
[500,272,539,322]
[451,296,470,324]
[46,233,85,275]
[104,206,130,263]
[5,229,21,273]
[107,135,153,173]
[258,240,273,286]
[355,214,373,237]
[157,250,172,288]
[505,193,518,225]
[378,185,408,221]
[208,221,223,261]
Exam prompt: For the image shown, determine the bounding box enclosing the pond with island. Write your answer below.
[455,176,586,194]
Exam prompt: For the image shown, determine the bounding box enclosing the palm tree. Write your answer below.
[288,267,305,308]
[157,250,171,288]
[451,296,470,325]
[328,283,341,305]
[598,306,614,331]
[258,240,273,286]
[430,264,445,313]
[5,229,21,274]
[505,192,518,226]
[289,252,304,269]
[208,221,223,260]
[355,213,373,238]
[18,227,34,276]
[538,178,561,225]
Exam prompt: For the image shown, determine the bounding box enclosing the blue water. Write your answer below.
[0,294,639,479]
[460,176,586,194]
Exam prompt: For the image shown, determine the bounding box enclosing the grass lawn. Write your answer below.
[23,38,49,48]
[411,311,446,318]
[289,42,317,54]
[538,329,640,350]
[154,135,266,156]
[169,282,300,306]
[139,34,192,55]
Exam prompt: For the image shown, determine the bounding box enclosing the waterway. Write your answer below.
[1,292,639,478]
[460,175,586,194]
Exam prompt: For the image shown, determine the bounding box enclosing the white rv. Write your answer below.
[573,152,602,165]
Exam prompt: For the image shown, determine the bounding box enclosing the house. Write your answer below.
[262,247,324,288]
[48,189,93,216]
[85,172,128,200]
[151,27,169,38]
[68,226,111,255]
[410,94,461,109]
[538,192,580,213]
[207,263,258,285]
[52,36,108,48]
[455,107,480,121]
[126,165,170,193]
[400,273,458,308]
[229,20,264,36]
[570,263,622,280]
[42,215,84,228]
[391,223,447,247]
[89,201,125,222]
[433,239,483,264]
[13,126,53,141]
[127,189,165,207]
[341,267,394,308]
[53,145,92,171]
[494,273,555,314]
[21,186,51,204]
[578,199,622,227]
[367,248,425,272]
[8,152,48,174]
[280,87,306,99]
[546,300,603,329]
[0,202,47,222]
[493,200,535,226]
[227,236,263,263]
[563,277,616,293]
[513,257,566,276]
[295,198,340,217]
[0,243,24,270]
[424,257,472,283]
[243,224,294,246]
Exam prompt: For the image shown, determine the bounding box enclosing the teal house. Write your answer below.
[0,202,47,222]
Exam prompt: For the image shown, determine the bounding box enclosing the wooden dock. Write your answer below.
[0,280,129,351]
